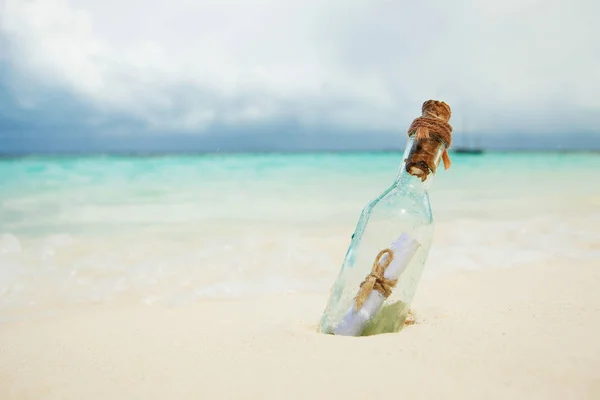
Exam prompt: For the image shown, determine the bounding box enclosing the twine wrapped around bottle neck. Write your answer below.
[354,248,398,311]
[405,100,453,181]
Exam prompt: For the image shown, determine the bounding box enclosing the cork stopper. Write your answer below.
[404,100,453,181]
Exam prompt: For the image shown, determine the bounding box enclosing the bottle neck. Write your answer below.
[394,136,446,192]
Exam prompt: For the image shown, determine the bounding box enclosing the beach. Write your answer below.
[1,152,599,399]
[1,258,599,399]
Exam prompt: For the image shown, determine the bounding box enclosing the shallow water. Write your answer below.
[1,152,599,319]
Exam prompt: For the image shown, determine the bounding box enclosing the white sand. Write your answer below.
[1,257,599,400]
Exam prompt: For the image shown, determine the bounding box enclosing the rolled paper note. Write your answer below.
[333,233,421,336]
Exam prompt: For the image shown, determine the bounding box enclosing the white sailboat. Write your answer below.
[453,110,484,154]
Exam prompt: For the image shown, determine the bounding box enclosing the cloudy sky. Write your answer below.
[1,0,599,153]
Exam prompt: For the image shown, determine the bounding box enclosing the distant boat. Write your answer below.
[453,147,484,155]
[453,112,484,154]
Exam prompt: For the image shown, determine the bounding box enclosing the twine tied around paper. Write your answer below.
[354,248,398,311]
[405,100,453,179]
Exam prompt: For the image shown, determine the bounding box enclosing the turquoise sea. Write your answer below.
[1,152,599,320]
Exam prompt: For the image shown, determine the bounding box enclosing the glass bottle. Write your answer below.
[319,101,452,336]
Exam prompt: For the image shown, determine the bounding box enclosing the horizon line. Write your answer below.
[1,148,599,159]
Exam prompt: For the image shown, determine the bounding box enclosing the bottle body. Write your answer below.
[319,137,445,336]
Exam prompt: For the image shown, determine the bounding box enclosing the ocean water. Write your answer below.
[1,152,599,320]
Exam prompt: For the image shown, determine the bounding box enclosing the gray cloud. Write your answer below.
[1,0,599,153]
